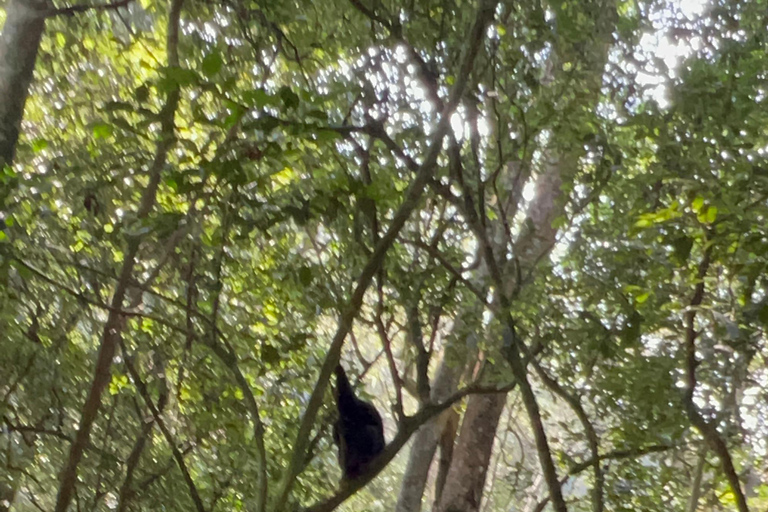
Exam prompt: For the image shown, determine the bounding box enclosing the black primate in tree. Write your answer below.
[332,364,385,480]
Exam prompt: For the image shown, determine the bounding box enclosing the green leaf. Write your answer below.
[758,304,768,328]
[164,66,200,87]
[314,129,342,143]
[298,265,313,286]
[31,138,48,153]
[279,86,300,110]
[706,206,718,223]
[692,196,704,212]
[243,89,272,107]
[672,236,693,264]
[202,51,224,77]
[306,109,328,121]
[92,123,113,139]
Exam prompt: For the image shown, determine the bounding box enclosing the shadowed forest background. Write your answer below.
[1,0,767,511]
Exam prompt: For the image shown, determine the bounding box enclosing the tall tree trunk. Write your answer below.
[395,349,469,512]
[0,0,48,167]
[0,3,47,507]
[433,408,460,507]
[435,393,507,512]
[433,1,618,508]
[435,154,566,512]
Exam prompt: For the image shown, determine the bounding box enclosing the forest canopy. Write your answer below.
[0,0,767,511]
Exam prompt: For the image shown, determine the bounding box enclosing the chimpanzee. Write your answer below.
[332,364,385,480]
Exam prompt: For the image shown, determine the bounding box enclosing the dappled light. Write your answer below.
[1,0,767,511]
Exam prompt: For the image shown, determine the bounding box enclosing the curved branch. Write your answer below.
[531,358,603,512]
[681,246,749,512]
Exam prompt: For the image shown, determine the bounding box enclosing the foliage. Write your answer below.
[1,0,767,511]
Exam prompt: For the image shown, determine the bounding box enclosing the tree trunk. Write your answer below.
[432,0,618,505]
[434,393,507,512]
[395,348,469,512]
[0,0,48,167]
[433,408,460,507]
[433,160,565,512]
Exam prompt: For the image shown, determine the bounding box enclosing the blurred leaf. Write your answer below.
[202,51,224,77]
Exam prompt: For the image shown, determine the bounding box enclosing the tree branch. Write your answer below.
[681,245,749,512]
[120,346,206,512]
[44,0,134,18]
[53,2,185,510]
[531,358,604,512]
[303,380,517,512]
[501,322,568,512]
[533,444,678,512]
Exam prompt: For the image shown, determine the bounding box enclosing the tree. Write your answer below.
[1,0,767,512]
[0,0,48,167]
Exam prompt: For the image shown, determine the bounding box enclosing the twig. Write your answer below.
[501,322,567,512]
[530,358,603,512]
[115,371,169,512]
[533,444,678,512]
[401,238,488,305]
[120,344,206,512]
[44,0,134,17]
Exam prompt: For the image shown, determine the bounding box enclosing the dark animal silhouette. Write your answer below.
[332,365,385,480]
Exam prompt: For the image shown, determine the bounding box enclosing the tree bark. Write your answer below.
[435,393,507,512]
[395,352,467,512]
[0,0,48,167]
[434,408,460,507]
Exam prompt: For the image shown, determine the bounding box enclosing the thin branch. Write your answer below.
[533,444,678,512]
[401,238,488,305]
[203,338,269,512]
[120,343,206,512]
[44,0,134,17]
[501,322,567,512]
[3,416,72,442]
[681,244,749,512]
[375,307,405,422]
[347,0,394,30]
[115,376,169,512]
[198,192,269,512]
[530,358,604,512]
[687,448,707,512]
[12,257,192,337]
